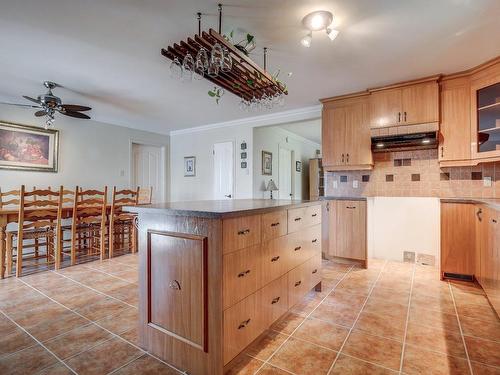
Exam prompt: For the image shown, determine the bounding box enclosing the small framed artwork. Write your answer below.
[240,152,247,159]
[262,151,272,175]
[296,161,302,172]
[184,156,196,177]
[241,161,247,168]
[0,121,59,172]
[240,142,247,150]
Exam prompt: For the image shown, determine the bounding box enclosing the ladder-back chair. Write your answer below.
[137,186,153,205]
[109,187,139,258]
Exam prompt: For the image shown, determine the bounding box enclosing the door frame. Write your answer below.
[129,139,168,202]
[278,145,295,199]
[213,139,236,199]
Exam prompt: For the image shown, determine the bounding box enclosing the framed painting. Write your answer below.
[262,151,272,175]
[184,156,196,177]
[0,121,59,172]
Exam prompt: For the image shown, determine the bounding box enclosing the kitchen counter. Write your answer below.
[440,197,500,211]
[320,196,367,201]
[125,199,321,219]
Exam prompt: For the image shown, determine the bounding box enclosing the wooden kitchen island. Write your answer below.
[126,199,323,374]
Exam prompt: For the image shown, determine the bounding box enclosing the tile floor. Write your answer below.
[0,255,499,374]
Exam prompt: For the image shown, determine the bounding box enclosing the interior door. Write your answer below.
[278,147,292,199]
[132,143,164,203]
[214,141,234,200]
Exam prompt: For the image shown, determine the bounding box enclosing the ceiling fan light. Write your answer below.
[301,33,312,47]
[326,28,339,41]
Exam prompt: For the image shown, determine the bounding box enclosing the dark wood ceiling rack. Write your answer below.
[161,28,287,101]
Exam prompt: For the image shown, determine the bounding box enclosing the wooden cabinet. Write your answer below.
[255,275,289,328]
[327,199,367,265]
[439,77,471,164]
[369,80,439,128]
[261,210,287,242]
[308,158,324,200]
[440,202,476,278]
[222,214,261,254]
[321,95,372,171]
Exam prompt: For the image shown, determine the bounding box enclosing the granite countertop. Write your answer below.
[320,196,367,201]
[125,199,323,219]
[440,197,500,211]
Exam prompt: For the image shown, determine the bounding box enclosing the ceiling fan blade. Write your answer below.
[59,109,91,119]
[60,104,91,112]
[34,110,47,117]
[0,101,41,108]
[23,95,41,104]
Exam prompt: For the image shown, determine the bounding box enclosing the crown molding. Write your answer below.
[266,126,321,148]
[170,105,322,136]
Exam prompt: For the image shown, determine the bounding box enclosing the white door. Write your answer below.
[214,141,234,200]
[132,143,164,203]
[279,147,293,199]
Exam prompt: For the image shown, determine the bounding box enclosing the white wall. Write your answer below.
[253,126,320,200]
[0,105,170,198]
[169,126,253,201]
[367,197,440,263]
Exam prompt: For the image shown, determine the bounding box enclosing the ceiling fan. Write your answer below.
[0,81,92,128]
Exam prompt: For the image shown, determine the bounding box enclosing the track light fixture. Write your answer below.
[300,10,339,47]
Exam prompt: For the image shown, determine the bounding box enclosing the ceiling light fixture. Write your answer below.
[300,10,339,47]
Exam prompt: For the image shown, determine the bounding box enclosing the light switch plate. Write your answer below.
[333,181,338,189]
[353,180,359,188]
[484,176,492,187]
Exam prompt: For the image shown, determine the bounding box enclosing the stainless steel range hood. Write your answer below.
[371,131,438,153]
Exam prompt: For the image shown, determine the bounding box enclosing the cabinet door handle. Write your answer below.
[341,153,344,163]
[169,280,181,290]
[493,219,498,224]
[312,269,318,274]
[271,222,280,227]
[312,239,318,243]
[271,296,281,304]
[441,147,444,158]
[238,318,251,329]
[294,246,302,251]
[346,153,349,163]
[477,208,483,221]
[237,270,251,278]
[238,229,250,235]
[404,111,407,122]
[311,213,317,217]
[346,206,356,209]
[398,112,401,122]
[294,281,302,287]
[271,255,280,262]
[294,217,302,222]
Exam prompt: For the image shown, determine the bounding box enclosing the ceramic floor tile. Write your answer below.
[65,336,143,375]
[323,290,367,309]
[370,286,410,305]
[75,295,130,321]
[224,353,264,375]
[464,336,500,367]
[341,330,402,371]
[270,312,305,335]
[470,361,500,375]
[362,299,408,320]
[0,344,58,375]
[95,307,139,335]
[410,293,456,314]
[292,317,349,351]
[453,291,493,308]
[289,295,323,317]
[37,363,74,375]
[43,323,112,359]
[120,326,140,346]
[256,364,290,374]
[330,354,397,374]
[311,301,360,328]
[402,344,470,375]
[0,327,36,356]
[405,322,466,358]
[354,311,406,341]
[245,330,288,361]
[460,315,500,342]
[269,337,336,375]
[457,304,500,324]
[409,306,460,333]
[113,354,180,374]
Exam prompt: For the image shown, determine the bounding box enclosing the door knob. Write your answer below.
[225,194,232,198]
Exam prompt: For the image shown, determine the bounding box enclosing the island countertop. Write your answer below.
[125,199,323,219]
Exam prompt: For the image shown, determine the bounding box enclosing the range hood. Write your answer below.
[371,131,438,153]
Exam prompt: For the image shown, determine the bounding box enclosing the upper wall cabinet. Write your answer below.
[369,79,439,129]
[321,95,372,171]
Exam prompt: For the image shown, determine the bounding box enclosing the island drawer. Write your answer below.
[287,205,322,233]
[259,236,289,287]
[286,224,322,269]
[223,244,260,310]
[288,261,311,308]
[256,274,289,328]
[223,293,261,365]
[308,254,322,289]
[261,210,287,241]
[223,214,261,254]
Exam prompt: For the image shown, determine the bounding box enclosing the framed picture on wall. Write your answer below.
[0,121,59,172]
[296,161,302,172]
[262,151,272,175]
[184,156,196,177]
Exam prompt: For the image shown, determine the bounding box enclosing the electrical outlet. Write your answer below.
[403,251,415,263]
[120,169,125,177]
[417,253,435,267]
[483,176,492,187]
[353,180,359,188]
[333,181,338,189]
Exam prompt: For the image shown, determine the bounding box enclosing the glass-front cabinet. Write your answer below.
[471,63,500,160]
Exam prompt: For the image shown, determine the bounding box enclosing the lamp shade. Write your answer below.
[266,179,278,191]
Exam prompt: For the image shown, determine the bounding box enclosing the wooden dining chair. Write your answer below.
[0,188,21,278]
[109,187,139,258]
[6,186,63,277]
[66,186,108,265]
[138,186,153,205]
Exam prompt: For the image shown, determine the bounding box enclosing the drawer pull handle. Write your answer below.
[346,206,356,209]
[271,256,280,262]
[271,222,280,227]
[311,213,317,217]
[238,229,251,235]
[294,281,302,287]
[237,270,251,278]
[238,318,251,329]
[294,246,302,251]
[294,217,302,222]
[271,297,281,304]
[312,269,318,274]
[312,239,317,243]
[493,219,498,223]
[169,280,181,290]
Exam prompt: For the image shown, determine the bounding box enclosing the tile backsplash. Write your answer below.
[325,149,500,198]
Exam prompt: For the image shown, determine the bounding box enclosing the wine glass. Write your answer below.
[221,47,232,72]
[196,47,209,71]
[207,61,219,77]
[182,53,195,82]
[211,43,224,66]
[169,57,182,79]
